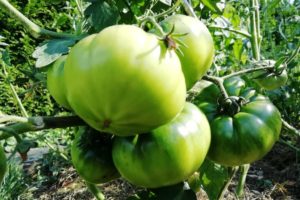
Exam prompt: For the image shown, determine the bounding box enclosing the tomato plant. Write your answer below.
[71,127,119,184]
[112,102,211,188]
[0,146,6,183]
[195,77,282,166]
[47,55,71,110]
[159,14,215,90]
[64,25,186,136]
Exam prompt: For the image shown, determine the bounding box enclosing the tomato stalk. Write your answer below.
[249,0,261,60]
[202,75,229,99]
[1,60,28,117]
[0,116,86,140]
[217,167,238,200]
[236,164,250,198]
[85,182,105,200]
[0,0,79,39]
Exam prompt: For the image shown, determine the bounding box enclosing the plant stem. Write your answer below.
[222,65,273,79]
[208,25,252,38]
[0,0,76,38]
[1,60,28,117]
[139,16,165,36]
[181,0,197,18]
[202,75,229,99]
[86,182,105,200]
[0,115,28,123]
[249,0,260,60]
[279,139,300,152]
[254,0,261,51]
[0,116,86,140]
[155,0,182,19]
[236,164,250,198]
[218,167,238,200]
[282,119,300,137]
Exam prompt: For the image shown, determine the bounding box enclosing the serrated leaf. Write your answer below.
[199,159,229,200]
[32,38,77,68]
[160,0,172,6]
[84,1,120,32]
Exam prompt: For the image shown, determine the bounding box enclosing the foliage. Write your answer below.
[0,0,299,199]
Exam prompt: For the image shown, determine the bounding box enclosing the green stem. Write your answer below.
[254,0,261,51]
[181,0,197,18]
[0,0,76,38]
[0,116,86,140]
[236,164,250,198]
[86,182,105,200]
[279,139,300,152]
[282,119,300,137]
[249,0,260,60]
[218,167,238,200]
[0,115,28,123]
[208,25,252,38]
[222,65,273,79]
[2,61,28,117]
[156,0,182,18]
[202,75,229,99]
[139,16,165,36]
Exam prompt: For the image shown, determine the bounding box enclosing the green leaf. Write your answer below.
[200,0,223,14]
[199,159,229,200]
[84,1,120,32]
[233,39,243,61]
[32,38,77,68]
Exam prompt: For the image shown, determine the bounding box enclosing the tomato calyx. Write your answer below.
[218,96,248,116]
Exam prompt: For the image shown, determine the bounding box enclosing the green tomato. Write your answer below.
[0,146,7,183]
[71,127,119,184]
[112,102,211,188]
[47,56,71,110]
[252,60,288,90]
[160,14,215,90]
[65,25,186,136]
[253,70,288,90]
[195,77,282,166]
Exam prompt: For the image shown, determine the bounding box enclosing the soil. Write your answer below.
[25,142,300,200]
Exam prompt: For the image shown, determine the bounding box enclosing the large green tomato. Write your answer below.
[0,146,7,183]
[195,77,282,166]
[160,14,215,90]
[112,102,211,188]
[71,127,119,184]
[65,25,186,136]
[47,55,71,109]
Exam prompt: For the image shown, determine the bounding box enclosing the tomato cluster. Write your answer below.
[47,15,282,189]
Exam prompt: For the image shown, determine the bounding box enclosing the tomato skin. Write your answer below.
[47,56,71,110]
[160,14,215,90]
[0,146,7,183]
[112,102,211,188]
[253,69,288,90]
[65,25,186,136]
[195,77,282,166]
[71,127,119,184]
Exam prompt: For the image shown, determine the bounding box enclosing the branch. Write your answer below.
[155,0,182,19]
[202,75,229,99]
[0,0,77,39]
[249,0,260,60]
[222,65,274,79]
[0,115,86,140]
[282,119,300,137]
[208,25,252,38]
[181,0,197,18]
